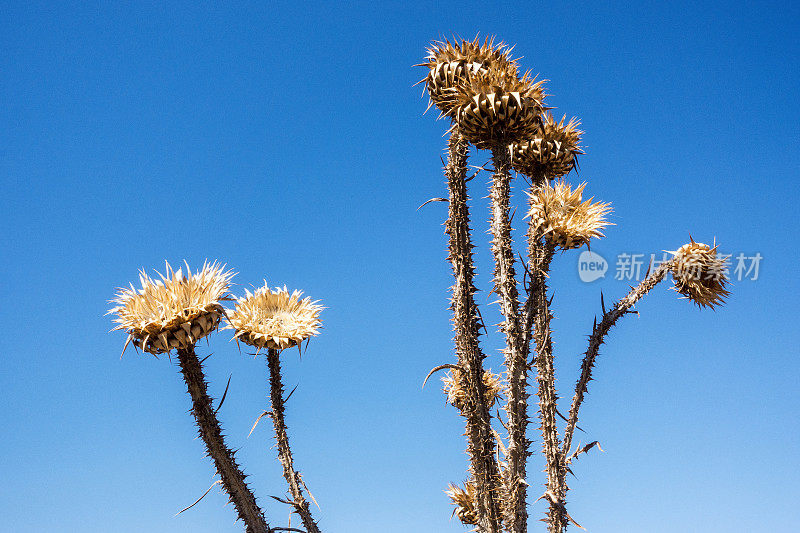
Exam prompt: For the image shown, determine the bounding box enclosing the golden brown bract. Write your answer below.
[453,69,546,147]
[527,181,612,249]
[109,261,233,355]
[511,114,584,181]
[420,36,518,116]
[446,480,480,526]
[669,239,730,308]
[226,283,322,351]
[443,368,504,411]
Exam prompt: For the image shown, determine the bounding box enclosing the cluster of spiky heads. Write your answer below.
[110,262,322,356]
[421,36,731,532]
[421,36,611,252]
[669,239,730,308]
[421,36,546,147]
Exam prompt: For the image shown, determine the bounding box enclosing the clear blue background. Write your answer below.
[2,1,798,532]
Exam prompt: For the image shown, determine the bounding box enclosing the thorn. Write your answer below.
[247,410,271,439]
[417,197,448,210]
[213,374,232,415]
[284,384,299,403]
[175,480,222,516]
[120,335,133,360]
[422,363,461,389]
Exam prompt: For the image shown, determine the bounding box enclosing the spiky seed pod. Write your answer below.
[445,481,480,526]
[453,68,546,147]
[110,261,233,355]
[226,283,322,351]
[527,181,612,249]
[443,369,503,411]
[669,239,730,308]
[511,113,584,181]
[420,36,519,117]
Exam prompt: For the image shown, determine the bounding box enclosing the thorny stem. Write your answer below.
[525,229,563,533]
[267,348,322,533]
[176,345,270,533]
[561,259,677,459]
[488,146,529,533]
[445,129,503,533]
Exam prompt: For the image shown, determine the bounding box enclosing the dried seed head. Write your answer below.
[109,261,233,355]
[669,238,730,308]
[225,283,323,351]
[511,113,584,182]
[527,181,612,249]
[420,35,519,117]
[442,368,503,411]
[454,68,546,147]
[445,480,479,526]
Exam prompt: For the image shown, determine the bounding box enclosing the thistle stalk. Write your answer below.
[525,228,563,533]
[445,129,503,533]
[176,344,270,533]
[561,259,677,459]
[266,348,322,533]
[488,146,529,533]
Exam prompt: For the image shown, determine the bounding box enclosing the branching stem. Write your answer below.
[562,259,677,459]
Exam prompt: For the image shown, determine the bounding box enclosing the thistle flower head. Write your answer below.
[669,238,730,308]
[109,261,233,355]
[445,480,479,526]
[511,113,584,181]
[527,181,612,249]
[442,368,503,411]
[453,68,546,147]
[225,283,323,351]
[419,35,518,116]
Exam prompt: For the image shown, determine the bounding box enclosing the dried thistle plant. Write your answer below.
[419,36,519,117]
[669,238,731,308]
[418,36,730,533]
[109,262,270,533]
[227,282,324,533]
[226,284,323,350]
[511,114,584,183]
[526,181,612,250]
[110,260,231,355]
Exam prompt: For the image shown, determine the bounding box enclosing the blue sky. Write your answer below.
[2,1,798,532]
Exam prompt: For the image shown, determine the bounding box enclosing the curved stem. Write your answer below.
[445,129,502,533]
[562,259,676,459]
[176,345,270,533]
[267,348,322,533]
